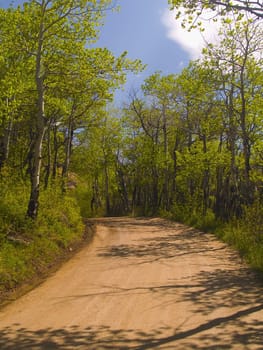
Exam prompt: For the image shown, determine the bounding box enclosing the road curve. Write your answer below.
[0,217,262,349]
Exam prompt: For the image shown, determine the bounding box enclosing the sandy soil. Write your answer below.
[0,217,262,349]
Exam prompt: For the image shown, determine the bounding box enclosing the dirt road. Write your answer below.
[0,217,262,349]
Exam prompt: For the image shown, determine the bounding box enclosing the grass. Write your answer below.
[217,203,263,272]
[160,202,263,274]
[0,173,92,302]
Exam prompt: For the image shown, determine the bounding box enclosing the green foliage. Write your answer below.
[37,185,84,248]
[0,172,84,293]
[118,14,263,271]
[0,1,144,219]
[74,183,93,218]
[193,211,218,232]
[168,0,263,27]
[168,202,217,232]
[0,168,30,240]
[0,0,263,295]
[216,201,263,271]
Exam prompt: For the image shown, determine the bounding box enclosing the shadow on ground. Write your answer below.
[96,218,263,313]
[97,217,230,261]
[1,218,262,349]
[1,306,263,350]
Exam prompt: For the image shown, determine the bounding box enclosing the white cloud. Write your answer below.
[161,8,220,59]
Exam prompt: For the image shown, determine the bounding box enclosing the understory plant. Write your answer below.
[0,172,84,294]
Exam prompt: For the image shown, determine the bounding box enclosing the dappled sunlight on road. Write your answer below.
[0,217,262,349]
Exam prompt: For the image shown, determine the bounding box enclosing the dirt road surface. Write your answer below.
[0,217,262,349]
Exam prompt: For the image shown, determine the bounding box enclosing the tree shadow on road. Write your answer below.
[180,267,263,313]
[1,217,263,349]
[97,218,263,310]
[0,303,263,350]
[91,217,263,348]
[96,219,239,270]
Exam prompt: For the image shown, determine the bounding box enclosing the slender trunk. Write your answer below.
[44,127,51,189]
[91,175,101,212]
[131,185,137,216]
[117,166,129,213]
[104,163,110,215]
[202,134,209,216]
[229,92,236,183]
[239,66,252,203]
[162,106,170,210]
[0,119,12,169]
[27,21,46,219]
[215,134,225,219]
[52,125,59,179]
[0,99,13,169]
[62,115,74,178]
[27,127,46,218]
[221,81,240,219]
[152,166,159,214]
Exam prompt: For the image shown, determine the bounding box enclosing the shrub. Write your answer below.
[0,174,85,295]
[219,202,263,271]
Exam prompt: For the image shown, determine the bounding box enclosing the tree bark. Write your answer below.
[62,115,74,179]
[27,20,46,219]
[0,119,12,169]
[0,99,13,169]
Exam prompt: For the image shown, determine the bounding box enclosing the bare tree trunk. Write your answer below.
[104,163,110,215]
[62,115,74,179]
[170,134,180,206]
[91,175,101,212]
[239,65,253,204]
[0,99,13,169]
[27,21,46,219]
[0,119,12,169]
[27,127,46,218]
[201,134,210,216]
[52,125,59,179]
[162,105,170,210]
[116,165,129,213]
[44,126,51,189]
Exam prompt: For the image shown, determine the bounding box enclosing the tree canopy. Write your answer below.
[0,0,143,219]
[168,0,263,18]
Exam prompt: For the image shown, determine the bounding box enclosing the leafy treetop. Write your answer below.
[168,0,263,29]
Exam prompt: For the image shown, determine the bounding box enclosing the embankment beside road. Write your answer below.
[0,220,96,308]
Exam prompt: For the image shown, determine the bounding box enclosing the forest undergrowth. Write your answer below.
[0,170,94,304]
[1,171,263,304]
[0,0,263,302]
[161,202,263,275]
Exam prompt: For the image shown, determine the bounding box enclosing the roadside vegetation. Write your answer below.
[0,169,84,296]
[0,0,142,299]
[0,0,263,300]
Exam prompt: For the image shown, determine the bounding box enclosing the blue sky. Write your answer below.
[97,1,188,71]
[96,0,219,104]
[2,0,217,105]
[96,0,189,103]
[96,0,220,104]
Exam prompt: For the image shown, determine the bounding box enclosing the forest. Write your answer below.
[0,0,263,296]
